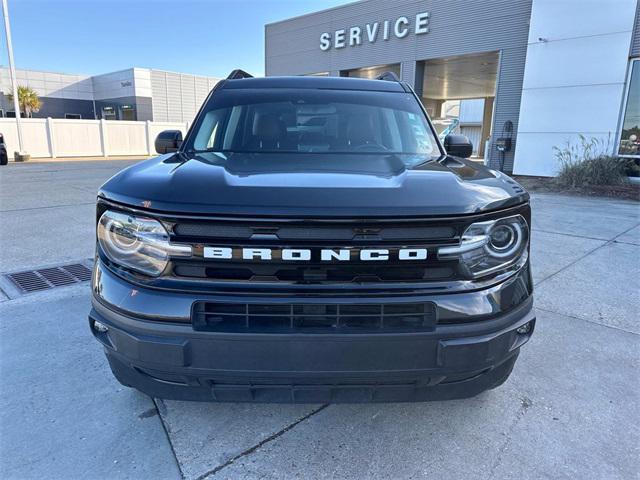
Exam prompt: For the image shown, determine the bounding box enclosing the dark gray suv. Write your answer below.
[89,71,534,403]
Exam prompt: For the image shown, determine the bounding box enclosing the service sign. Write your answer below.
[320,12,430,51]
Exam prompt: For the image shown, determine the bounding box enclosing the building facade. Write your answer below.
[265,0,640,176]
[0,67,219,123]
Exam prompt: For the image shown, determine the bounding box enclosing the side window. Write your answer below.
[193,109,227,150]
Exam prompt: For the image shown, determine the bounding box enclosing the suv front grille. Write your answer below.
[173,222,456,242]
[192,301,437,333]
[168,218,463,285]
[174,263,456,283]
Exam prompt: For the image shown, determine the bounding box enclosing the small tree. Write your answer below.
[7,85,42,118]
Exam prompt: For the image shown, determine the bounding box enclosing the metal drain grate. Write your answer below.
[6,263,92,294]
[61,263,93,282]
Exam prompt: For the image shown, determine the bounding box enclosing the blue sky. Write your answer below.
[0,0,350,77]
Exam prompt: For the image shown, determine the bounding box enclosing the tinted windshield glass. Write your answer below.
[186,89,440,157]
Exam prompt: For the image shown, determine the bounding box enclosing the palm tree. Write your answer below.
[7,86,42,118]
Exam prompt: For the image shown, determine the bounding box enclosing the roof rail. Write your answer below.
[376,71,400,82]
[227,69,254,80]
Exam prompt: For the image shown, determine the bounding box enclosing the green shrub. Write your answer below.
[554,135,628,188]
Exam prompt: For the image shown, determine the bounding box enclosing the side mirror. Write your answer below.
[155,130,183,154]
[444,134,473,158]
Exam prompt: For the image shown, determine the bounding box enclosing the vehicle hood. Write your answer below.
[99,152,528,217]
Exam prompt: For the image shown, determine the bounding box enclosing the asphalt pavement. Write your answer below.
[1,160,638,479]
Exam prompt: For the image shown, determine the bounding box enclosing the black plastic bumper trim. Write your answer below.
[89,296,534,402]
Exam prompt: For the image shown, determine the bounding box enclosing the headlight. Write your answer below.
[97,210,191,276]
[438,215,529,279]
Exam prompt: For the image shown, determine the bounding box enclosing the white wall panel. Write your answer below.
[132,68,152,97]
[0,118,189,159]
[166,72,183,121]
[527,0,637,43]
[104,120,148,156]
[0,119,50,157]
[0,119,18,152]
[51,119,103,157]
[522,32,633,89]
[151,70,169,122]
[517,84,628,134]
[20,120,51,156]
[25,79,45,92]
[195,77,210,102]
[0,67,94,100]
[92,69,136,100]
[514,132,614,176]
[513,0,637,176]
[180,74,197,120]
[149,70,218,123]
[26,70,45,81]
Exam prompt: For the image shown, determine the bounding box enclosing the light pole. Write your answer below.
[2,0,25,159]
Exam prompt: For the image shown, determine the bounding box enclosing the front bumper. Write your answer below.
[90,260,535,403]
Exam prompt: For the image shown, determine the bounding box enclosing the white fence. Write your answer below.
[0,118,189,159]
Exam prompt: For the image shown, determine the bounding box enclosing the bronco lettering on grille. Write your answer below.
[202,247,428,262]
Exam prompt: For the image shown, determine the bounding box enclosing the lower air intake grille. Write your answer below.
[192,301,437,333]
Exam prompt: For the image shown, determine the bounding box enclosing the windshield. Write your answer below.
[185,88,441,157]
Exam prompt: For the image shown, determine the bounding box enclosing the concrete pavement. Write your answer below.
[1,160,638,479]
